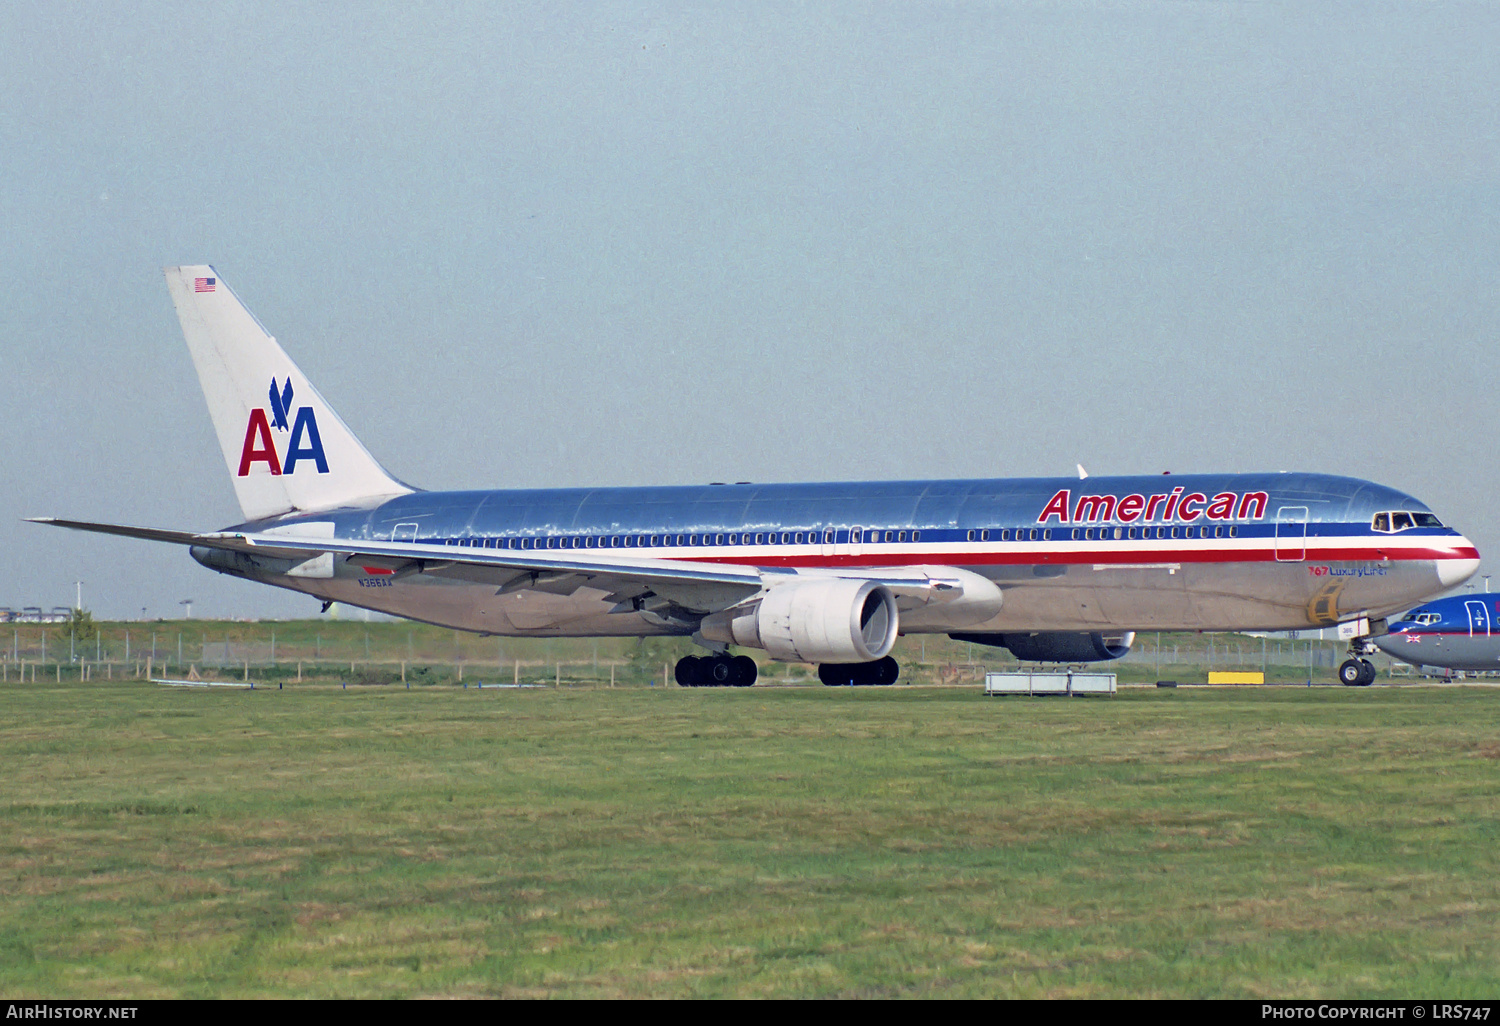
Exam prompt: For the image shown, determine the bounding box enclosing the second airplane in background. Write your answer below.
[33,266,1481,687]
[1372,594,1500,677]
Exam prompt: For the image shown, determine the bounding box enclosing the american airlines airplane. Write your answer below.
[32,267,1481,687]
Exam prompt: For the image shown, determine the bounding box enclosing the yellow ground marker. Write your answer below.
[1207,671,1265,685]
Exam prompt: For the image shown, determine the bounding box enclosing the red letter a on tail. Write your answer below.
[237,408,283,476]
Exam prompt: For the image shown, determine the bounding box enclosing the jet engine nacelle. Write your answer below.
[950,630,1136,663]
[701,579,899,663]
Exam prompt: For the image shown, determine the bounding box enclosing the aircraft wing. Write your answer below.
[28,518,980,614]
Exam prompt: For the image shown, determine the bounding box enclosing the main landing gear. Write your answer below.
[676,654,758,687]
[818,656,900,687]
[1337,658,1377,687]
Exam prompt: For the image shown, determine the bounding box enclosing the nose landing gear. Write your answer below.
[1336,617,1389,686]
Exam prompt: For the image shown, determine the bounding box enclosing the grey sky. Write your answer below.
[3,2,1498,620]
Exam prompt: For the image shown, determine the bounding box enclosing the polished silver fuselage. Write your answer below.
[195,472,1480,637]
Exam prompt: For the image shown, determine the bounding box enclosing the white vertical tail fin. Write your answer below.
[164,266,413,521]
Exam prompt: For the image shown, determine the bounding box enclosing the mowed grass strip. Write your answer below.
[1,682,1497,998]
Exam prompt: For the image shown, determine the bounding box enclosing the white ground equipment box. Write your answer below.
[984,671,1117,696]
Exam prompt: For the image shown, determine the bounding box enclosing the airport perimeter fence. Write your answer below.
[0,621,1412,687]
[1116,636,1346,670]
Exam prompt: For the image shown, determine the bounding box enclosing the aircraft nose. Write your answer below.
[1438,545,1480,588]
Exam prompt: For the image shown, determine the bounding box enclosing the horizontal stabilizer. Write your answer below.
[25,517,329,559]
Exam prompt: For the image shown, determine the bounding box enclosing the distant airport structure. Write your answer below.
[32,266,1480,687]
[0,607,75,624]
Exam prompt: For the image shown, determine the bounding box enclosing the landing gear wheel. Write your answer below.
[818,659,899,686]
[731,655,758,687]
[1338,659,1364,686]
[819,663,858,686]
[1357,659,1377,687]
[705,656,734,687]
[675,656,701,687]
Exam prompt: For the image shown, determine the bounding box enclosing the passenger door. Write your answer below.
[1275,506,1309,561]
[1465,600,1491,637]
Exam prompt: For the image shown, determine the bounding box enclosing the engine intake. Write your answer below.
[950,630,1135,663]
[702,579,899,663]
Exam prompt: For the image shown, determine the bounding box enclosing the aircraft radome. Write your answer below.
[32,267,1480,687]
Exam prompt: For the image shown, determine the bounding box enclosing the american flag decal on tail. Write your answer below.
[194,277,216,293]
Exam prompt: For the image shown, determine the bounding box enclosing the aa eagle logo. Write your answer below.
[236,377,329,477]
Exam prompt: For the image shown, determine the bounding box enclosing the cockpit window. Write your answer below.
[1373,510,1444,533]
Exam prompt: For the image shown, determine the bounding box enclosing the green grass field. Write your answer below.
[2,679,1497,997]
